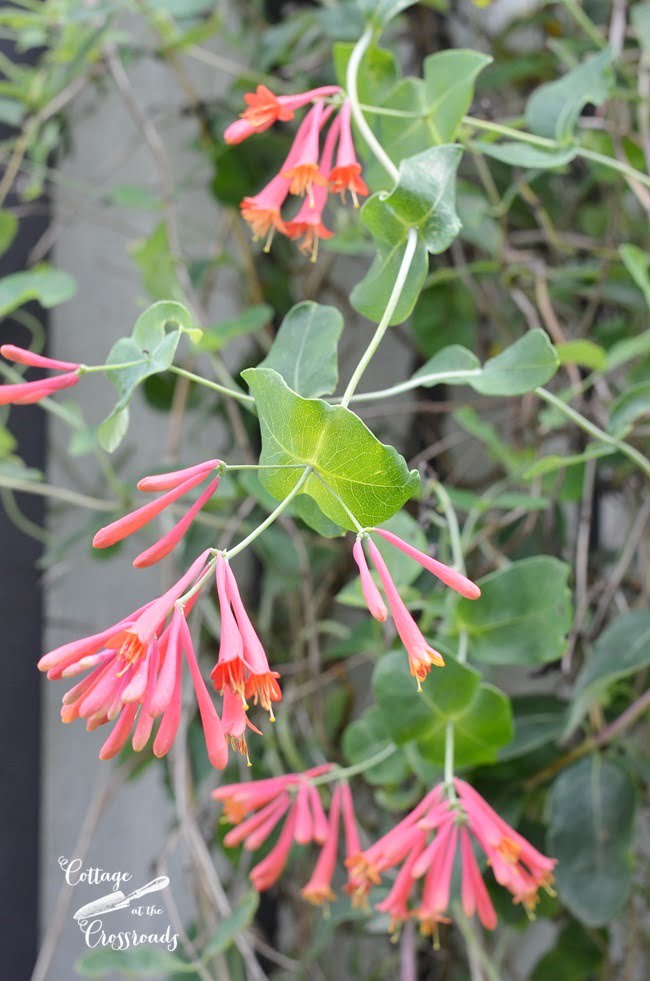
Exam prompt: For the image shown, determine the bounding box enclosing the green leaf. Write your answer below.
[632,2,650,51]
[342,706,409,785]
[564,611,650,736]
[0,210,18,257]
[350,194,428,325]
[608,380,650,436]
[413,344,481,385]
[619,244,650,309]
[75,946,195,977]
[130,222,184,302]
[98,407,130,454]
[423,50,492,142]
[99,301,195,452]
[383,145,462,254]
[556,339,606,371]
[472,141,577,169]
[471,330,559,395]
[525,48,615,142]
[199,305,273,351]
[291,495,345,538]
[417,682,513,768]
[0,265,76,317]
[202,891,259,958]
[455,556,573,665]
[242,368,419,529]
[498,695,566,762]
[109,184,162,210]
[259,301,343,397]
[373,649,481,744]
[548,756,636,926]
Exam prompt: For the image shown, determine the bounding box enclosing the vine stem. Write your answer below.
[336,368,482,403]
[308,743,397,786]
[340,228,419,407]
[536,386,650,479]
[435,482,470,798]
[346,26,400,185]
[170,365,254,405]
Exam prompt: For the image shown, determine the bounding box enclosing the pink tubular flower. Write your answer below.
[374,528,481,601]
[328,101,368,207]
[211,553,248,700]
[240,175,291,251]
[221,685,261,764]
[352,538,387,622]
[214,764,335,891]
[280,102,328,201]
[225,84,341,142]
[224,560,282,719]
[301,783,343,906]
[366,539,445,690]
[286,112,338,262]
[93,460,221,565]
[352,780,555,937]
[0,343,80,405]
[37,550,229,766]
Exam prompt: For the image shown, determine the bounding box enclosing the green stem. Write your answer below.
[170,365,254,405]
[224,463,305,472]
[338,368,482,404]
[79,359,148,374]
[308,743,397,786]
[340,228,419,407]
[536,387,650,479]
[462,114,560,149]
[226,466,312,558]
[577,147,650,191]
[346,26,400,184]
[0,475,115,511]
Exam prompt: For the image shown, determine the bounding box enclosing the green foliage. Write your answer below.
[455,557,573,665]
[549,756,637,926]
[259,301,343,397]
[0,265,76,316]
[525,48,615,141]
[99,301,198,451]
[243,367,419,528]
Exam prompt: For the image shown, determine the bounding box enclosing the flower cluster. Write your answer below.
[39,462,283,766]
[214,767,361,899]
[348,778,556,941]
[354,528,481,689]
[225,85,368,260]
[0,344,81,405]
[215,769,556,939]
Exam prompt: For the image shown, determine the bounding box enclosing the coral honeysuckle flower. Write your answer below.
[374,527,481,600]
[214,764,335,891]
[37,551,229,766]
[351,780,555,937]
[366,539,445,690]
[301,783,343,906]
[280,101,329,201]
[286,112,338,262]
[221,685,261,764]
[0,343,80,405]
[328,101,368,207]
[224,561,282,718]
[240,175,292,251]
[92,459,221,566]
[224,84,341,143]
[211,553,248,700]
[352,538,387,622]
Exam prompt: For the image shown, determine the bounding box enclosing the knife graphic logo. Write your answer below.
[73,875,170,921]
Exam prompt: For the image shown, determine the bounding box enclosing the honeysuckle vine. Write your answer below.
[2,1,650,976]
